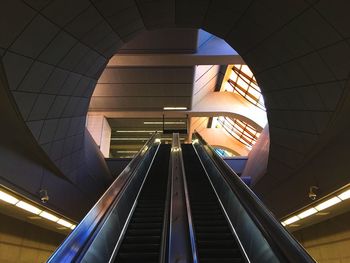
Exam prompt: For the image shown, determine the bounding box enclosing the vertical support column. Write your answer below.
[86,114,111,158]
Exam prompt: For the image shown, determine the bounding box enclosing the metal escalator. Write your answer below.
[113,144,171,263]
[49,133,315,263]
[182,144,245,263]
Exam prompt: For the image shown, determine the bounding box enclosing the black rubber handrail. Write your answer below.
[193,132,315,263]
[48,133,160,263]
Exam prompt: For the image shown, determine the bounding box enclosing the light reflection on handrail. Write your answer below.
[192,132,315,263]
[178,134,198,263]
[48,133,160,262]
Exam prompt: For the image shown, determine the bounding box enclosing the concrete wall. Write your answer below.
[86,115,111,158]
[0,55,112,221]
[105,158,131,178]
[243,125,270,185]
[0,213,65,263]
[294,211,350,263]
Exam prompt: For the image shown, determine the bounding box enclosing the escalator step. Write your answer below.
[182,144,245,263]
[114,145,170,263]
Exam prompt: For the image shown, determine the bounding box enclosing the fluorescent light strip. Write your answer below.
[115,130,162,133]
[16,201,42,215]
[0,188,76,231]
[144,121,186,125]
[297,208,318,219]
[116,151,138,154]
[282,188,350,227]
[338,189,350,200]
[57,219,72,228]
[111,138,149,141]
[40,211,59,222]
[315,197,341,211]
[283,216,300,225]
[163,107,187,110]
[0,190,19,204]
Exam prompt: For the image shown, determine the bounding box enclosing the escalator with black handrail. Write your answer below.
[182,144,245,263]
[48,133,315,263]
[113,144,170,263]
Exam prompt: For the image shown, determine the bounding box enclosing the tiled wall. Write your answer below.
[294,211,350,263]
[0,213,65,263]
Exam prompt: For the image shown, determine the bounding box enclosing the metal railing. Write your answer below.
[192,132,315,263]
[48,133,160,262]
[167,133,193,263]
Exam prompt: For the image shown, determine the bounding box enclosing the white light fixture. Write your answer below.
[297,208,318,219]
[0,190,19,205]
[338,189,350,200]
[283,216,300,226]
[57,219,73,228]
[116,150,138,154]
[192,139,199,144]
[163,107,187,110]
[111,138,149,141]
[155,138,161,143]
[315,197,341,211]
[16,201,42,215]
[144,121,186,125]
[40,211,59,222]
[1,187,76,231]
[116,130,161,133]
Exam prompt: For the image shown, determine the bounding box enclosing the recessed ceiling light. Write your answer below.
[116,130,161,133]
[338,189,350,200]
[16,201,42,215]
[283,216,300,225]
[40,211,59,222]
[57,219,72,228]
[297,208,318,219]
[143,121,185,125]
[0,190,19,204]
[163,107,187,110]
[111,138,149,141]
[315,197,341,211]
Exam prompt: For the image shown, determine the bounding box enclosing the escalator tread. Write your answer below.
[182,144,245,263]
[114,145,170,263]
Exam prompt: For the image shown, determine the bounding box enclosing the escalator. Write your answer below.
[113,144,170,263]
[49,133,314,263]
[182,144,245,263]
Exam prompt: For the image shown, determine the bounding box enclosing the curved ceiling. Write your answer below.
[1,0,350,214]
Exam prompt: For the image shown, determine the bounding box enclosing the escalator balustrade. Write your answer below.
[114,144,170,263]
[182,144,245,263]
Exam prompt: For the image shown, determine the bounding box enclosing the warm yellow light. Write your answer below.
[16,201,42,215]
[315,197,341,211]
[283,216,300,226]
[40,211,59,222]
[155,138,161,143]
[116,130,161,133]
[192,139,199,144]
[297,208,318,219]
[163,107,187,110]
[338,189,350,200]
[144,121,185,125]
[70,225,76,230]
[57,219,72,228]
[0,190,19,204]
